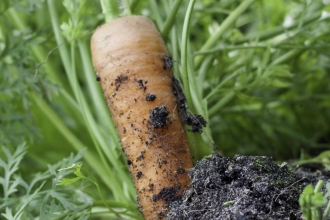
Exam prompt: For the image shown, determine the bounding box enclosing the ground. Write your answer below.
[166,154,330,220]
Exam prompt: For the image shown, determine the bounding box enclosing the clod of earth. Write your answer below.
[163,55,173,70]
[146,93,157,101]
[114,75,128,91]
[149,106,169,128]
[184,114,207,133]
[153,186,180,202]
[172,77,207,133]
[167,154,330,220]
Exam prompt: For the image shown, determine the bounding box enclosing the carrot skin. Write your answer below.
[91,16,193,219]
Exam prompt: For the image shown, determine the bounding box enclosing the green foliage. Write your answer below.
[191,0,330,159]
[0,9,57,146]
[299,180,330,220]
[223,200,235,206]
[0,144,92,220]
[57,164,138,219]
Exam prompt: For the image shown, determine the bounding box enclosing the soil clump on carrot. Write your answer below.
[166,154,330,220]
[172,77,206,133]
[153,186,180,203]
[149,106,169,128]
[146,93,157,101]
[114,75,128,91]
[163,55,173,70]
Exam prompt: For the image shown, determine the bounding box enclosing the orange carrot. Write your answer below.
[90,16,193,219]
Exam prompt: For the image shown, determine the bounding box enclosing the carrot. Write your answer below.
[90,16,193,219]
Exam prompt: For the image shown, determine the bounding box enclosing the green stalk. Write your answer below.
[194,0,255,69]
[100,0,121,22]
[77,42,117,140]
[187,60,213,157]
[181,0,195,112]
[129,0,140,13]
[270,37,317,66]
[234,12,321,44]
[93,200,138,210]
[311,180,323,220]
[161,0,183,40]
[123,0,132,15]
[181,0,198,161]
[170,21,179,75]
[270,48,305,66]
[47,0,71,78]
[208,91,236,117]
[78,44,136,201]
[76,46,130,190]
[30,93,116,192]
[323,191,330,219]
[193,44,330,56]
[71,43,126,197]
[197,55,213,93]
[47,0,134,201]
[148,0,163,27]
[181,0,213,161]
[82,168,128,219]
[204,70,241,101]
[314,180,323,193]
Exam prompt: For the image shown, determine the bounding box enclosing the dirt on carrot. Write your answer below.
[149,106,169,128]
[172,77,207,133]
[146,93,157,101]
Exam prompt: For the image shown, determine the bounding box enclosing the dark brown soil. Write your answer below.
[166,154,330,220]
[146,93,156,101]
[149,106,169,128]
[172,77,206,133]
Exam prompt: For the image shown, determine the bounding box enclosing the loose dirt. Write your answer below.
[166,154,330,220]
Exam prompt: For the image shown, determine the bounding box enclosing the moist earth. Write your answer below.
[149,106,169,128]
[166,154,330,220]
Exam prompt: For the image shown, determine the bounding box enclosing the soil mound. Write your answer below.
[167,154,330,220]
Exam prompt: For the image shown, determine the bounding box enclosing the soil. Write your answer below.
[149,106,169,128]
[166,154,330,220]
[163,55,173,70]
[114,75,128,91]
[146,93,157,101]
[172,77,206,133]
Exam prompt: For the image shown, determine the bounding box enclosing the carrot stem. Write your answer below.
[148,0,164,27]
[47,0,135,202]
[194,0,255,69]
[100,0,121,22]
[30,93,117,194]
[181,0,204,161]
[181,0,196,113]
[123,0,132,15]
[129,0,140,13]
[161,0,184,40]
[180,0,213,160]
